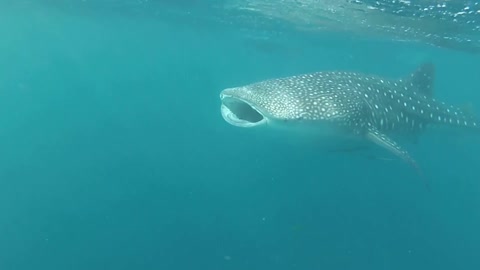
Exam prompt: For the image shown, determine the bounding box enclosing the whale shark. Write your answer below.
[219,63,479,173]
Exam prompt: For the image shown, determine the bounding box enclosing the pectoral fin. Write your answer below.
[366,129,431,190]
[366,128,424,178]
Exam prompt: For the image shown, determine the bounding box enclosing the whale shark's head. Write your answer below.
[220,81,311,128]
[220,75,354,129]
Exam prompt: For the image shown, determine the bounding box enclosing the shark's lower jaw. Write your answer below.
[220,95,266,128]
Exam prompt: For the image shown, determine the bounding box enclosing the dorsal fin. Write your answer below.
[405,62,435,98]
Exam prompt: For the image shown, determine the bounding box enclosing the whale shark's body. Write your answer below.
[219,63,479,172]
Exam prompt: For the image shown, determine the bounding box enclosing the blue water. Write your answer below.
[0,1,479,269]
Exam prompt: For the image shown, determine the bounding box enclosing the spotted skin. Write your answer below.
[220,63,479,172]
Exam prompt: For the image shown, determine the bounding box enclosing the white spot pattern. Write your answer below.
[222,68,480,137]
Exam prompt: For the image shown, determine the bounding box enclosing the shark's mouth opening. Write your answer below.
[220,96,266,127]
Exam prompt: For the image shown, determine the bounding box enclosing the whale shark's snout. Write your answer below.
[220,92,266,127]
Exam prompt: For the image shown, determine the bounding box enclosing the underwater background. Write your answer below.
[0,1,479,269]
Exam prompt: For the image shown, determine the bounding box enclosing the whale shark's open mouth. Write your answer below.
[220,95,266,127]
